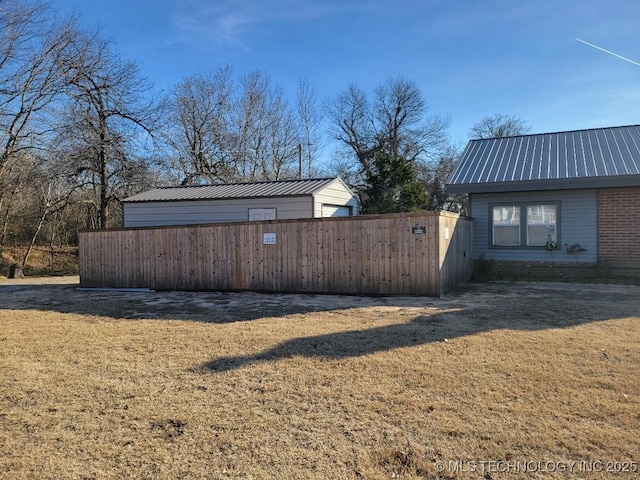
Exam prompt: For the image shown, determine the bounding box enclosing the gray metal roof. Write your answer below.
[122,177,350,202]
[446,125,640,193]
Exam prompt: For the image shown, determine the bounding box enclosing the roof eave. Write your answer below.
[446,174,640,194]
[122,192,314,203]
[120,177,345,203]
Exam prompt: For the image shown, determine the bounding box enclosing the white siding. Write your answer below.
[470,189,597,263]
[123,196,313,227]
[313,178,359,217]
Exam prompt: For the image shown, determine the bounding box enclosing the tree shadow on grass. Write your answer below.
[202,313,454,372]
[199,282,640,373]
[1,280,639,369]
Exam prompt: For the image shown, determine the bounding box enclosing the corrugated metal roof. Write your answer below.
[122,177,347,202]
[446,125,640,193]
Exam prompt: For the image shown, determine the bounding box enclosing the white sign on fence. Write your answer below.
[263,232,276,245]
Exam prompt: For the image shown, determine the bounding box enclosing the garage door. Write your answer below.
[321,204,352,217]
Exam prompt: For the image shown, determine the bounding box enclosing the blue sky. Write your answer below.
[55,0,640,149]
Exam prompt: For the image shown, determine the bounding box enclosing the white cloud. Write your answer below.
[169,0,354,49]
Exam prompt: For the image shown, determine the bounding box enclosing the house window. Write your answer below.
[492,206,520,246]
[491,203,558,247]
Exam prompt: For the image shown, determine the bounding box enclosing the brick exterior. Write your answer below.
[598,187,640,275]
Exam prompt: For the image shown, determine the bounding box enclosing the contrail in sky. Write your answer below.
[576,38,640,67]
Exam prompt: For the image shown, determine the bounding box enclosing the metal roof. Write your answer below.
[446,125,640,193]
[122,177,350,202]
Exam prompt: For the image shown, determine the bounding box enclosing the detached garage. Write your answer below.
[122,177,358,228]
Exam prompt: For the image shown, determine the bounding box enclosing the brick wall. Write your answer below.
[598,187,640,275]
[488,260,598,281]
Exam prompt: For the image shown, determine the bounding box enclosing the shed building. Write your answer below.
[122,177,358,228]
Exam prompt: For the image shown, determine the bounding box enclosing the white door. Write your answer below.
[248,208,276,221]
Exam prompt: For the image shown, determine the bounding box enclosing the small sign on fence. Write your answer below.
[263,232,277,245]
[412,226,426,235]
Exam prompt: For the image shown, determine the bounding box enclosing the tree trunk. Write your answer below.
[99,114,108,229]
[49,211,58,270]
[21,206,48,270]
[9,263,23,278]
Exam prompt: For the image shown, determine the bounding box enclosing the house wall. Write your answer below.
[79,212,473,296]
[123,196,315,228]
[313,179,359,217]
[598,186,640,274]
[470,189,598,264]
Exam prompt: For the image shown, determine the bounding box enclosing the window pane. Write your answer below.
[528,225,550,245]
[493,206,520,245]
[527,204,556,246]
[494,226,520,245]
[493,206,520,223]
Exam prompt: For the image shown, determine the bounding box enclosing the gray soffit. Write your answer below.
[123,177,340,203]
[446,125,640,193]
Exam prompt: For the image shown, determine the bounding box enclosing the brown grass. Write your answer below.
[0,281,638,479]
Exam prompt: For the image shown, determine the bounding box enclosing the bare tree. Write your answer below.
[18,156,76,271]
[373,78,448,163]
[418,144,468,214]
[469,113,530,139]
[164,68,234,184]
[326,77,449,212]
[0,154,29,251]
[0,1,75,246]
[325,83,375,178]
[164,69,301,184]
[296,79,323,178]
[327,77,449,183]
[56,29,160,228]
[232,71,299,181]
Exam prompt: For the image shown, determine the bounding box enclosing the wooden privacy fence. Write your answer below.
[79,211,473,296]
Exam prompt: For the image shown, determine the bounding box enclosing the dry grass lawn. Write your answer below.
[0,279,638,479]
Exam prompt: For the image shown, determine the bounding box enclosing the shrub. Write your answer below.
[472,254,493,281]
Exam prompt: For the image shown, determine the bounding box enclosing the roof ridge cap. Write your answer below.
[471,124,640,142]
[154,177,337,189]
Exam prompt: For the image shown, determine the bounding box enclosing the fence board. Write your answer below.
[79,212,473,296]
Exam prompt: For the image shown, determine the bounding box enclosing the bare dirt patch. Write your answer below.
[1,278,638,479]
